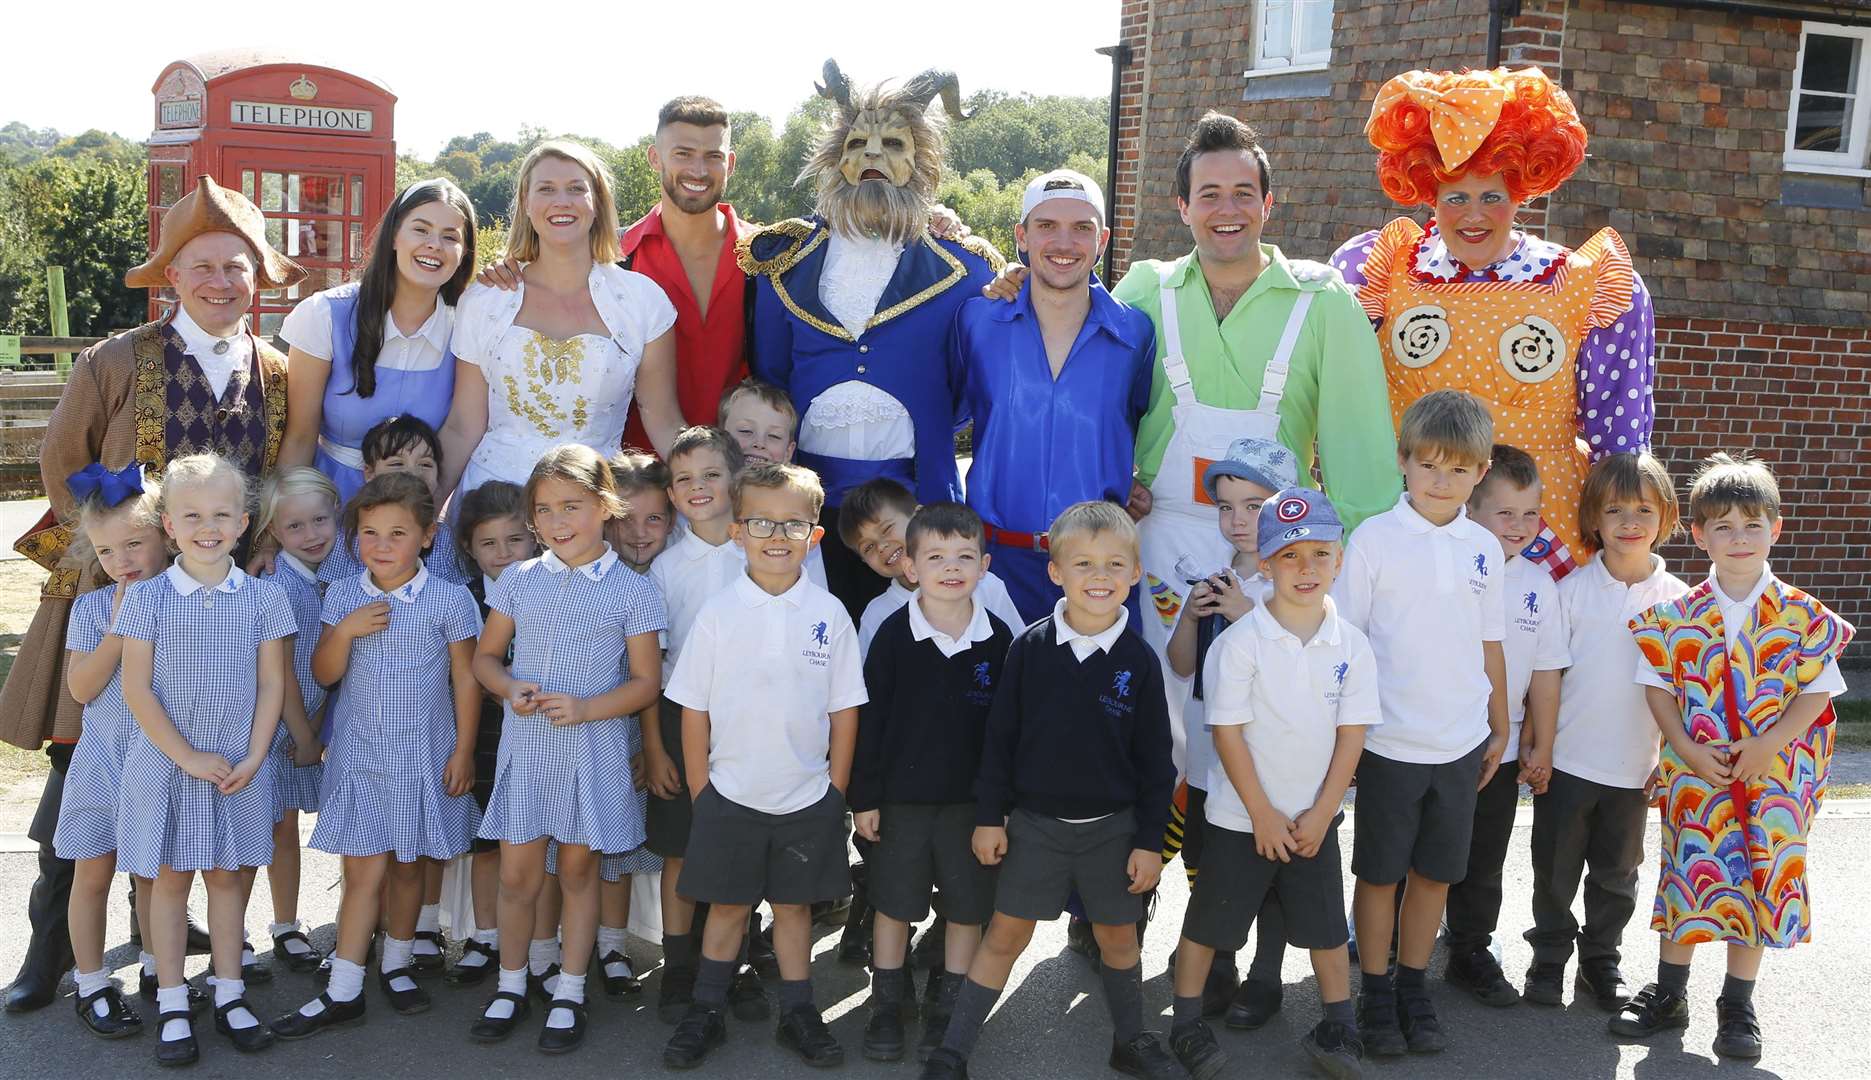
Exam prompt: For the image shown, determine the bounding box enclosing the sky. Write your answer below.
[1,1,1122,157]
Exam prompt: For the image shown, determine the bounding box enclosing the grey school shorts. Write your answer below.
[869,802,998,926]
[645,696,691,859]
[994,809,1142,926]
[677,784,851,907]
[1181,814,1348,952]
[1351,741,1487,885]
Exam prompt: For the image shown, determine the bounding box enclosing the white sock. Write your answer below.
[381,937,418,992]
[546,971,586,1030]
[483,967,527,1021]
[596,925,628,957]
[416,904,441,933]
[156,984,191,1041]
[457,928,497,969]
[76,969,111,1016]
[270,920,313,956]
[239,941,259,968]
[210,976,258,1030]
[140,951,157,977]
[527,936,561,976]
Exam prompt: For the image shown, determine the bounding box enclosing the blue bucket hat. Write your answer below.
[1203,437,1301,501]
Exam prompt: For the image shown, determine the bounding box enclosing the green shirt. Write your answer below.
[1114,244,1402,533]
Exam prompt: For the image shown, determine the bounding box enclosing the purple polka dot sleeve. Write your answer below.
[1331,230,1383,322]
[1575,271,1656,460]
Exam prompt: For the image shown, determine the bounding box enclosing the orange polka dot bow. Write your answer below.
[1366,71,1509,170]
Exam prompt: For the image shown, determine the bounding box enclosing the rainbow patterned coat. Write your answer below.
[1629,575,1854,948]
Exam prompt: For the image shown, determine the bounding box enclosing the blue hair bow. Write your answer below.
[68,462,145,507]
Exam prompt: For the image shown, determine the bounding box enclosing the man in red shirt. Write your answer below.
[620,96,750,449]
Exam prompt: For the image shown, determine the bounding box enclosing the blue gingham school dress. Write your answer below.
[52,587,135,861]
[112,566,297,878]
[543,711,665,878]
[309,568,483,861]
[479,548,667,854]
[263,555,326,812]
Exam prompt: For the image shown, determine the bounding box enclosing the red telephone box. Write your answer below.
[147,50,396,335]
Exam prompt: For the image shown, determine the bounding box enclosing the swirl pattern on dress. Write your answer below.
[1390,304,1451,368]
[1499,315,1567,384]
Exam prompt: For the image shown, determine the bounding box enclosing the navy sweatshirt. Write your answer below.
[850,605,1014,812]
[974,614,1176,853]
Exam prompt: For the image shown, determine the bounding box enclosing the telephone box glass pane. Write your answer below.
[265,218,285,251]
[259,311,286,338]
[298,175,343,215]
[156,165,184,208]
[241,170,256,202]
[350,222,365,262]
[261,173,285,212]
[351,177,364,215]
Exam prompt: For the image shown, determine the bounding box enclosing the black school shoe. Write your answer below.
[240,941,273,985]
[1712,996,1762,1060]
[1396,986,1447,1054]
[919,970,959,1062]
[1607,983,1690,1038]
[777,1003,846,1067]
[377,967,432,1015]
[1109,1031,1187,1079]
[75,984,143,1038]
[1200,958,1238,1019]
[153,1011,199,1067]
[657,963,697,1024]
[1301,1019,1365,1080]
[1356,991,1406,1057]
[729,965,770,1021]
[1169,1018,1228,1080]
[446,939,499,986]
[663,1004,727,1069]
[1523,960,1567,1006]
[1575,959,1631,1011]
[598,950,642,997]
[468,991,532,1043]
[1224,977,1283,1030]
[410,930,447,975]
[270,930,324,974]
[747,913,780,979]
[528,963,561,1003]
[1445,948,1520,1007]
[269,992,366,1039]
[920,1047,970,1078]
[536,999,587,1055]
[863,998,907,1062]
[214,997,277,1053]
[139,974,208,1016]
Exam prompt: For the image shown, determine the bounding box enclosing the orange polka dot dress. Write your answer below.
[1337,218,1651,571]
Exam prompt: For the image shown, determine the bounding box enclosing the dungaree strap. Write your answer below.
[1158,263,1196,410]
[1258,292,1314,416]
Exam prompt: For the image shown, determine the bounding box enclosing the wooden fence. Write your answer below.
[0,336,106,478]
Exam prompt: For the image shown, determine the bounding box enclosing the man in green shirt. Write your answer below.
[1109,113,1398,644]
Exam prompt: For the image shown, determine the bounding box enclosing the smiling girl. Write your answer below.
[468,445,666,1052]
[275,472,483,1039]
[114,454,297,1065]
[279,179,478,503]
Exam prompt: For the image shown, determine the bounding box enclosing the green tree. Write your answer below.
[437,150,482,185]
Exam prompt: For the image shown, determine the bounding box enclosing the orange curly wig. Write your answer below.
[1368,67,1587,206]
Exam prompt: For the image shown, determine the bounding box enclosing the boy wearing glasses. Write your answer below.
[662,462,868,1070]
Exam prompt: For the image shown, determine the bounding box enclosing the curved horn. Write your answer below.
[814,58,854,111]
[900,69,972,121]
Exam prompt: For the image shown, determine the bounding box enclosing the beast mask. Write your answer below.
[802,59,969,246]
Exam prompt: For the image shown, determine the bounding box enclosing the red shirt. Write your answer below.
[619,203,750,453]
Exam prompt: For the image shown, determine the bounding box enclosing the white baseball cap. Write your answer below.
[1020,169,1106,226]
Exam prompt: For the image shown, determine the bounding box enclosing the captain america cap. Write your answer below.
[1257,486,1344,560]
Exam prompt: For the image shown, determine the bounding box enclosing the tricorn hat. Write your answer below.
[125,175,305,290]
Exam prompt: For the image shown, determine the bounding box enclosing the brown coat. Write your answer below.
[0,317,287,749]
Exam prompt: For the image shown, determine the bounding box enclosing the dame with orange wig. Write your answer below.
[1333,67,1655,578]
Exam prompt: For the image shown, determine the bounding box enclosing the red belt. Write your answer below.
[982,522,1049,553]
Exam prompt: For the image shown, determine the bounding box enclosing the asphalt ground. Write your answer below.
[5,803,1871,1078]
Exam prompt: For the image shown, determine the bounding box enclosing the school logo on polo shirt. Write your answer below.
[803,618,831,667]
[1468,551,1489,595]
[973,661,992,690]
[965,659,996,708]
[1325,659,1350,708]
[1514,588,1544,635]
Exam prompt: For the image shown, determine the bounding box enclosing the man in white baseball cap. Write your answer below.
[949,168,1159,623]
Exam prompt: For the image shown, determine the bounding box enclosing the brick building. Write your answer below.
[1107,0,1871,655]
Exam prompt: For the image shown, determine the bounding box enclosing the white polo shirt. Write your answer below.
[1334,493,1505,764]
[1550,553,1688,788]
[1500,555,1570,764]
[857,570,1026,657]
[664,571,868,814]
[648,530,747,686]
[1634,564,1847,700]
[1202,598,1381,830]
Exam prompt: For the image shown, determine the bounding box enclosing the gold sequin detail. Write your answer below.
[505,332,592,438]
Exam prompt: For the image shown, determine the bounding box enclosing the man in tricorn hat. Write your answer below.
[2,175,302,1012]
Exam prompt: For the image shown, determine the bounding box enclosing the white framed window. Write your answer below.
[1246,0,1334,77]
[1785,21,1871,176]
